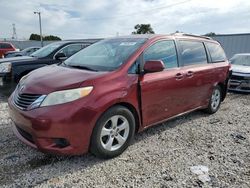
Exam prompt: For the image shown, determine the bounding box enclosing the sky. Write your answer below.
[0,0,250,40]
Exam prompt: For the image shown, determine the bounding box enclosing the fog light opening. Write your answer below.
[53,138,70,148]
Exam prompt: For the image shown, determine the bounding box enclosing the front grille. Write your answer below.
[14,92,41,110]
[241,87,250,90]
[16,126,34,143]
[231,75,244,80]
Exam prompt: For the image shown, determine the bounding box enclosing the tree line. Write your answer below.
[29,33,61,41]
[29,25,216,40]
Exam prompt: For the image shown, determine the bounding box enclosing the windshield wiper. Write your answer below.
[68,65,98,72]
[60,61,67,66]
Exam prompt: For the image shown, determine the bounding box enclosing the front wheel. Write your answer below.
[205,85,222,114]
[90,106,135,159]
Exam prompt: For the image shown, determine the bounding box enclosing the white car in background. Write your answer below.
[229,53,250,93]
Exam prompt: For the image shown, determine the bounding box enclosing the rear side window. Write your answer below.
[144,40,178,69]
[0,43,12,49]
[206,42,226,62]
[179,41,207,66]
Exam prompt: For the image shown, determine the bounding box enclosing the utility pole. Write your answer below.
[34,11,43,47]
[12,23,17,40]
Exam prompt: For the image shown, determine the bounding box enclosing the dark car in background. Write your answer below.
[4,47,41,58]
[229,53,250,93]
[0,40,98,95]
[0,42,17,58]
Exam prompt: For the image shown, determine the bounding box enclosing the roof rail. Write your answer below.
[171,33,212,40]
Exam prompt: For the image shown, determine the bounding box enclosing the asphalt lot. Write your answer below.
[0,93,249,187]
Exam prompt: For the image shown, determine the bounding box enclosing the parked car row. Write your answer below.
[0,42,17,58]
[0,42,41,58]
[0,40,98,95]
[6,33,232,158]
[4,46,41,58]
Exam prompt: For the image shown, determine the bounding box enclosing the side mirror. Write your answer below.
[143,60,165,73]
[55,52,67,60]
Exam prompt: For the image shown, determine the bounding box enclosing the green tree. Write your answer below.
[204,32,216,37]
[29,33,41,40]
[43,35,61,41]
[29,33,61,41]
[132,24,155,34]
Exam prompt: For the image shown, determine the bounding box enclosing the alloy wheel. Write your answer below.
[211,88,221,110]
[100,115,130,151]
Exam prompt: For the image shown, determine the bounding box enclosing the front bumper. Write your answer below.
[229,72,250,93]
[8,95,99,155]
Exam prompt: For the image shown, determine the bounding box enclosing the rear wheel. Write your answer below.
[90,106,135,159]
[205,85,222,114]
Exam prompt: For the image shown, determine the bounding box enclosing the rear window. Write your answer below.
[206,42,226,62]
[179,40,207,66]
[0,43,12,49]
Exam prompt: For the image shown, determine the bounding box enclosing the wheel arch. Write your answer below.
[110,102,141,133]
[89,101,141,158]
[217,82,227,101]
[97,101,141,134]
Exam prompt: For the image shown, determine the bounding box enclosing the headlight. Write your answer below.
[40,86,93,107]
[0,62,12,73]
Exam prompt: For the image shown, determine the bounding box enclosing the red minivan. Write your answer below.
[0,42,16,58]
[8,34,230,158]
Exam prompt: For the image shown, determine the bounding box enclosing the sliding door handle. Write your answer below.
[175,73,184,80]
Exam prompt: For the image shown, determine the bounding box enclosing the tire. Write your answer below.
[90,105,135,159]
[205,85,222,114]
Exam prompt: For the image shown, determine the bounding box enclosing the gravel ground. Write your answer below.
[0,93,249,188]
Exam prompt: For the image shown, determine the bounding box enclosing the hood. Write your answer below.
[20,65,107,94]
[0,56,35,63]
[231,64,250,74]
[5,51,16,55]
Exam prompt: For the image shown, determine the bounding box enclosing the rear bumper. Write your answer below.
[8,95,99,155]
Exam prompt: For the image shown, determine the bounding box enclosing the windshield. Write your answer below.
[230,55,250,66]
[64,38,147,71]
[22,47,36,53]
[30,42,63,58]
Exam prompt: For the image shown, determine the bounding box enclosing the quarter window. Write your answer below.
[128,59,140,74]
[144,40,178,69]
[206,42,226,62]
[179,41,207,66]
